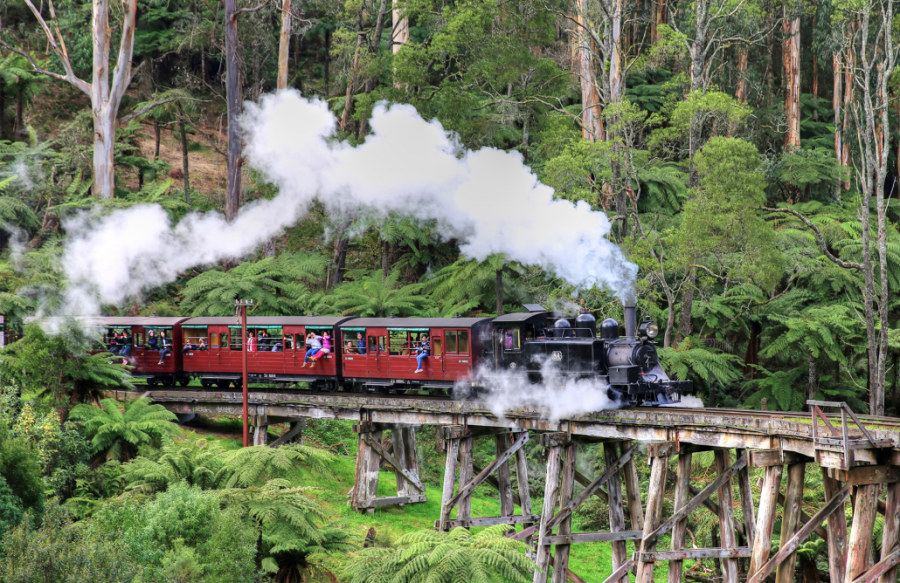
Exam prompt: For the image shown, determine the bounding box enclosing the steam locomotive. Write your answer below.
[63,301,689,407]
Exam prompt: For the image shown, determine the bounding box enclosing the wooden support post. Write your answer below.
[365,428,383,513]
[750,464,783,574]
[352,430,369,510]
[457,437,474,523]
[497,433,515,519]
[667,450,692,583]
[534,444,563,583]
[269,419,304,447]
[393,425,408,498]
[403,427,419,488]
[621,441,644,531]
[846,484,880,582]
[551,443,577,583]
[879,482,900,583]
[775,462,806,583]
[736,449,756,548]
[439,437,461,530]
[515,442,534,546]
[823,468,848,583]
[715,450,740,583]
[637,445,670,583]
[604,442,629,583]
[252,415,268,446]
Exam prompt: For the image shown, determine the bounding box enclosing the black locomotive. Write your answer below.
[486,302,689,406]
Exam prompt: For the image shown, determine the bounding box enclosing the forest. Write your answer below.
[0,0,898,580]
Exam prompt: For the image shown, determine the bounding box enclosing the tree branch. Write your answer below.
[762,207,863,271]
[118,98,181,126]
[231,0,268,21]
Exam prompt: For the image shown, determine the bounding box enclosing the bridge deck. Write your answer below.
[108,389,900,460]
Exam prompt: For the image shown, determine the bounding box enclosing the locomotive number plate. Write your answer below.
[551,351,563,361]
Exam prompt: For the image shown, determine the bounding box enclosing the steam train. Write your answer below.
[82,303,690,407]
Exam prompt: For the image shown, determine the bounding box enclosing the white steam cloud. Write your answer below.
[56,90,636,316]
[459,360,622,422]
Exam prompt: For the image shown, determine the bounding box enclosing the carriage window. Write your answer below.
[389,331,409,355]
[253,327,282,351]
[284,334,294,350]
[458,330,469,353]
[135,332,144,347]
[432,336,443,357]
[368,336,377,352]
[343,331,360,353]
[183,328,207,348]
[445,331,457,353]
[230,331,242,350]
[210,333,220,348]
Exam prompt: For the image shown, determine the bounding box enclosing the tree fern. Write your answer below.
[69,398,180,462]
[341,525,535,583]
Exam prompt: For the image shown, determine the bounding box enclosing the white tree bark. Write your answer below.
[4,0,139,198]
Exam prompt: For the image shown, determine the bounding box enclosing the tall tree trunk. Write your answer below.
[0,79,6,141]
[381,240,390,279]
[180,121,190,204]
[341,27,364,132]
[783,10,801,149]
[653,0,667,45]
[765,11,776,106]
[154,122,161,159]
[357,0,390,137]
[495,269,504,316]
[93,109,117,198]
[735,45,748,103]
[609,0,623,103]
[834,53,843,194]
[577,0,603,141]
[808,352,816,407]
[842,46,853,190]
[224,0,242,222]
[675,266,696,344]
[392,0,409,54]
[277,0,292,89]
[324,30,331,96]
[15,89,24,136]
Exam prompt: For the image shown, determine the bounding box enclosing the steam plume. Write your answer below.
[56,90,636,316]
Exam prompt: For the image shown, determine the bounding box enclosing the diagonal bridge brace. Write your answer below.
[363,434,424,493]
[444,431,528,511]
[642,451,747,549]
[747,483,851,583]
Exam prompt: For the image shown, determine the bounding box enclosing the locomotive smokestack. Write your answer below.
[623,297,636,340]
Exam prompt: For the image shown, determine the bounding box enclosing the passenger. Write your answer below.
[157,330,170,365]
[121,330,132,356]
[302,332,321,367]
[256,330,267,351]
[147,329,158,351]
[505,330,514,350]
[271,342,281,352]
[357,332,367,355]
[109,332,121,353]
[309,331,332,369]
[199,338,209,351]
[247,333,256,352]
[414,334,430,374]
[345,340,356,354]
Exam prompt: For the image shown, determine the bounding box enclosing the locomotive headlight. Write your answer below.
[638,318,659,339]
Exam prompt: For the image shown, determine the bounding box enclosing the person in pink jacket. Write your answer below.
[247,333,256,352]
[309,331,332,368]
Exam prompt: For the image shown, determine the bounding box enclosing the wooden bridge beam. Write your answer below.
[823,468,849,583]
[351,423,425,512]
[666,449,692,583]
[749,464,783,574]
[774,462,806,583]
[847,484,881,583]
[636,442,674,583]
[715,449,740,583]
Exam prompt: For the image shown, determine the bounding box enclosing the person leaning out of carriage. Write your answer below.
[414,335,430,373]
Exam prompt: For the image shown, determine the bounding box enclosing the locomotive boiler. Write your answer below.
[490,301,689,406]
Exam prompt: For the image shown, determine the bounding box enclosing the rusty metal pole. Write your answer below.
[237,299,252,447]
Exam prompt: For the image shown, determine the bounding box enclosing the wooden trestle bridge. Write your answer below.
[106,389,900,583]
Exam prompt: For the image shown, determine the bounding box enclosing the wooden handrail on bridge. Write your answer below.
[807,400,882,470]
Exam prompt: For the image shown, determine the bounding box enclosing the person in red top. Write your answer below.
[247,333,256,352]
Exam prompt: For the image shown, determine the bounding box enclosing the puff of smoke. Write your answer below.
[457,357,622,423]
[661,394,705,408]
[55,89,636,321]
[243,90,638,300]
